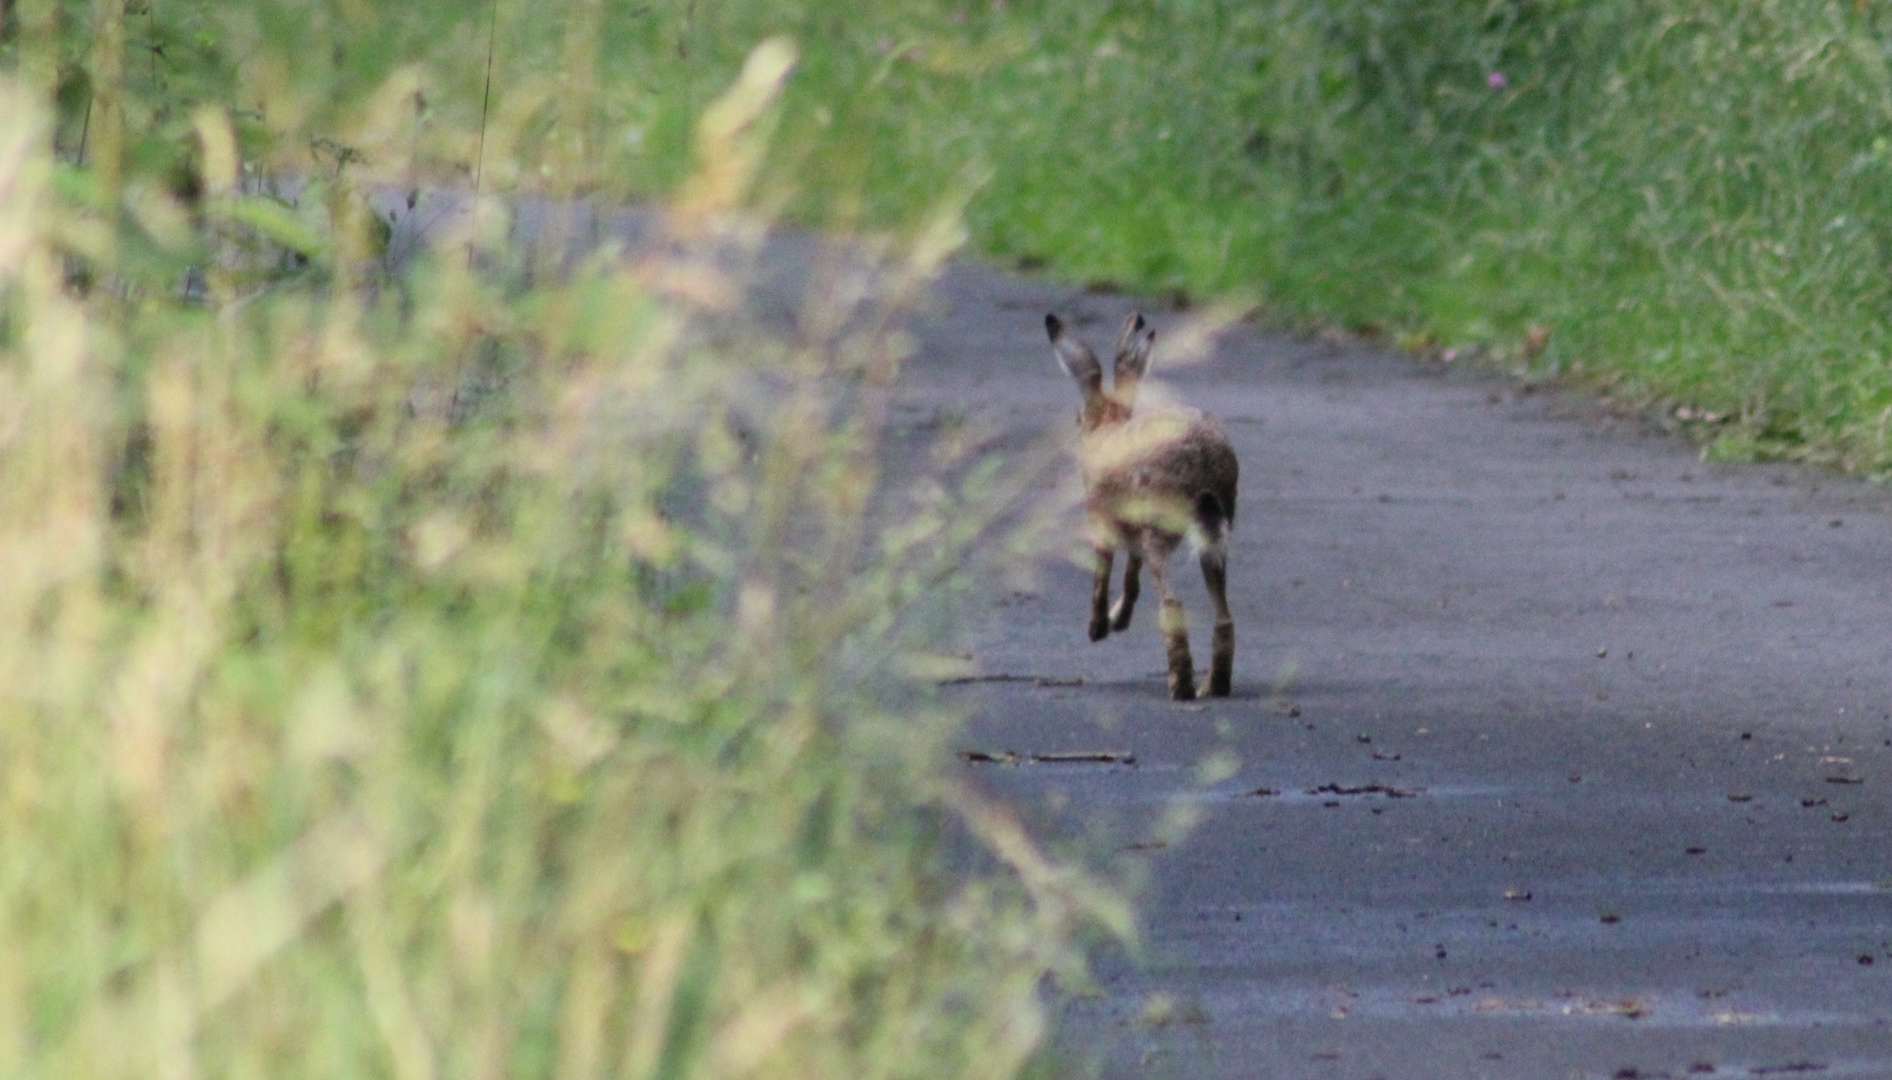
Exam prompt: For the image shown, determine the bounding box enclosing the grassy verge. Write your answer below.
[17,2,1892,472]
[478,0,1892,476]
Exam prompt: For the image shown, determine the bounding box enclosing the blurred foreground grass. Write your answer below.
[0,9,1141,1078]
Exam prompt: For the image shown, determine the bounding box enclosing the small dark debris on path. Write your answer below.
[957,749,1135,767]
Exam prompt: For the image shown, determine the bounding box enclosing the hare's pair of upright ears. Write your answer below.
[1045,312,1156,423]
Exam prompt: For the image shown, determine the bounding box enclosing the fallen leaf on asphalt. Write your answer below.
[1134,993,1190,1029]
[1144,994,1208,1027]
[1564,996,1645,1019]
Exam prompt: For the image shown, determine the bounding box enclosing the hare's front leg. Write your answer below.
[1088,541,1114,641]
[1109,547,1142,632]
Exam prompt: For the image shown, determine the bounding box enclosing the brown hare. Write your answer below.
[1046,311,1239,700]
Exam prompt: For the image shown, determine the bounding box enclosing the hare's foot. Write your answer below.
[1203,620,1233,697]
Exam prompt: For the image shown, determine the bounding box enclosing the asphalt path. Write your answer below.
[899,260,1892,1080]
[382,192,1892,1079]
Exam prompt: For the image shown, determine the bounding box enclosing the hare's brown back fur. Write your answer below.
[1045,311,1240,700]
[1079,408,1238,544]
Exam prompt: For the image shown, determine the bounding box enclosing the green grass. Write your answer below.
[506,0,1892,474]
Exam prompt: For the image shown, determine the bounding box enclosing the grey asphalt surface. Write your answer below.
[898,261,1892,1079]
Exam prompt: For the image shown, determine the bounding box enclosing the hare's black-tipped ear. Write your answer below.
[1112,311,1147,355]
[1113,311,1156,385]
[1047,312,1104,393]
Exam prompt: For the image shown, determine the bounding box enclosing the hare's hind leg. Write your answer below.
[1144,534,1195,701]
[1109,547,1142,632]
[1199,538,1233,697]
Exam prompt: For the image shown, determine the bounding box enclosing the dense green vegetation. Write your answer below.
[20,0,1892,460]
[566,0,1892,473]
